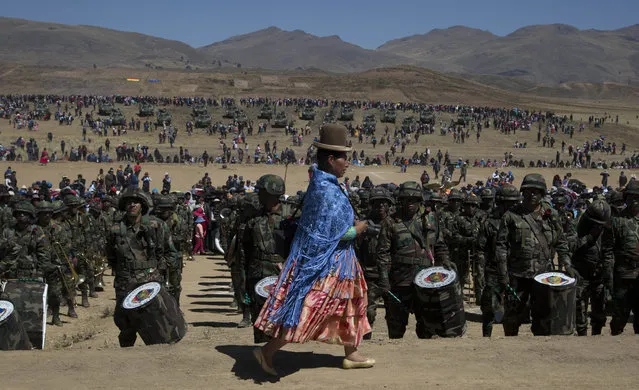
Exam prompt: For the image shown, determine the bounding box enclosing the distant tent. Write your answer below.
[126,78,140,82]
[147,79,161,83]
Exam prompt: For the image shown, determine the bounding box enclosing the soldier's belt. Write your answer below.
[259,254,285,263]
[392,255,430,266]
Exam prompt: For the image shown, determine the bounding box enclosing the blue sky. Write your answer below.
[2,0,637,49]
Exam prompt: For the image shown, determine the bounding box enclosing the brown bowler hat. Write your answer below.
[313,124,352,152]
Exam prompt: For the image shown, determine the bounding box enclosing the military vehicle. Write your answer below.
[223,104,238,118]
[300,106,316,120]
[258,104,274,119]
[195,114,212,128]
[156,108,172,125]
[363,114,376,129]
[233,110,249,127]
[192,104,208,117]
[340,106,354,121]
[381,108,396,123]
[35,102,51,119]
[419,110,435,125]
[273,111,288,127]
[139,102,154,117]
[402,116,417,131]
[110,108,126,126]
[324,109,337,123]
[455,115,472,126]
[98,103,114,116]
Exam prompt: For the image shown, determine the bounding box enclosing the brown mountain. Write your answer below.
[378,24,639,84]
[0,17,210,68]
[197,26,409,72]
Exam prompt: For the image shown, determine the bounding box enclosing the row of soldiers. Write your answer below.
[0,184,194,348]
[219,172,638,341]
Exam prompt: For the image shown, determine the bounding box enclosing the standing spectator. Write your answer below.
[619,171,628,188]
[142,172,152,192]
[601,170,609,188]
[162,173,171,194]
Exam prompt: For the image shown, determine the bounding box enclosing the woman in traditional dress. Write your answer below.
[253,124,374,375]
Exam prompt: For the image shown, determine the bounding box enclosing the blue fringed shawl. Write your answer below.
[267,166,355,328]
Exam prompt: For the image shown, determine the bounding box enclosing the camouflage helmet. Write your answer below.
[52,200,67,215]
[155,195,176,210]
[398,181,422,199]
[255,174,285,196]
[63,194,85,208]
[520,173,547,194]
[624,179,639,197]
[448,188,463,201]
[368,186,394,204]
[480,188,494,200]
[496,184,520,202]
[35,201,54,214]
[118,188,153,214]
[14,201,36,218]
[102,195,117,207]
[429,192,444,203]
[608,190,624,205]
[464,193,481,205]
[583,199,611,225]
[552,194,571,205]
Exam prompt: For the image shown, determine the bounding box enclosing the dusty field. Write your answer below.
[1,254,637,390]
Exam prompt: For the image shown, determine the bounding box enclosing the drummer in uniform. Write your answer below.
[453,194,483,300]
[151,194,183,305]
[477,184,520,337]
[377,181,450,339]
[495,174,577,336]
[106,188,167,347]
[52,201,78,319]
[355,186,394,339]
[238,174,287,343]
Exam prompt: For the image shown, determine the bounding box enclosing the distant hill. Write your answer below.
[378,24,639,84]
[1,17,638,84]
[0,17,210,69]
[197,26,409,72]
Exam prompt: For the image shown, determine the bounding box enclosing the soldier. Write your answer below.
[87,200,107,292]
[152,195,183,305]
[479,188,494,213]
[440,188,463,284]
[0,201,51,280]
[604,180,639,335]
[51,201,78,319]
[495,173,576,336]
[0,184,14,231]
[36,201,65,326]
[477,184,520,337]
[106,188,171,347]
[63,195,96,307]
[238,174,287,342]
[174,192,194,261]
[377,181,450,339]
[356,186,394,339]
[572,200,612,336]
[454,194,483,300]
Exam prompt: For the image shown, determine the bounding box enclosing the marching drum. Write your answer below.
[122,282,187,345]
[0,300,33,350]
[532,272,576,336]
[254,276,279,306]
[414,267,466,337]
[1,280,48,349]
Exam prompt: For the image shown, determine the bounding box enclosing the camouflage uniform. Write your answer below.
[63,195,95,307]
[572,200,612,336]
[52,201,78,318]
[604,180,639,335]
[355,186,393,339]
[152,195,183,305]
[453,194,483,300]
[495,174,575,336]
[238,174,288,342]
[440,189,463,287]
[377,182,450,339]
[106,188,173,347]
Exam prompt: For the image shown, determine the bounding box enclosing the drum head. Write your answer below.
[123,282,162,310]
[255,276,278,299]
[414,267,457,289]
[534,272,575,287]
[0,300,14,324]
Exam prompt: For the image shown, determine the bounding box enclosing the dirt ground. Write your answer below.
[1,253,637,389]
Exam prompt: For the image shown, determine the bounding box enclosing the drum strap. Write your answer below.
[522,213,552,263]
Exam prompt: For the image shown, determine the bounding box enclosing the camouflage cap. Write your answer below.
[520,173,547,194]
[464,193,481,205]
[256,174,285,196]
[448,188,463,201]
[496,184,520,202]
[398,181,422,199]
[118,188,153,213]
[35,201,54,214]
[155,195,176,210]
[368,187,394,204]
[14,201,36,218]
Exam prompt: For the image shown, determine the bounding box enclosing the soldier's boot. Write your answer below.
[89,283,99,298]
[237,308,252,328]
[81,291,90,308]
[67,299,78,318]
[51,305,63,327]
[230,297,238,309]
[577,329,588,336]
[591,326,602,336]
[482,322,493,337]
[95,274,105,292]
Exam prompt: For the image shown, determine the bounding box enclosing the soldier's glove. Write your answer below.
[378,274,391,293]
[564,266,581,281]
